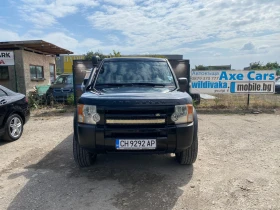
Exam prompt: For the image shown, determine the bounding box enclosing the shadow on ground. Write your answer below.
[0,140,10,146]
[7,134,193,210]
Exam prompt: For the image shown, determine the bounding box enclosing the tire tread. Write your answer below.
[73,136,96,168]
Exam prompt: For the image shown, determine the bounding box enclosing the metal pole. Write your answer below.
[72,63,77,106]
[247,94,250,108]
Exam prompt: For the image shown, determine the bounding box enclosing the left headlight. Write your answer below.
[77,104,100,124]
[171,104,193,124]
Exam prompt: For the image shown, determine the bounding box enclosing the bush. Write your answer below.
[67,94,75,105]
[28,91,39,109]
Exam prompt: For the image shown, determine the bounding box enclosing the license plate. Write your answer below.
[116,139,156,150]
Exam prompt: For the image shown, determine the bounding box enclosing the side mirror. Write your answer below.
[92,56,100,66]
[178,77,188,92]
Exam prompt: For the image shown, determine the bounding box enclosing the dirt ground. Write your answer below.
[0,111,279,210]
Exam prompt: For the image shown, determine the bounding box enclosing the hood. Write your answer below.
[79,88,192,106]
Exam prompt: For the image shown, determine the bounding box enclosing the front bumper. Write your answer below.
[77,123,194,154]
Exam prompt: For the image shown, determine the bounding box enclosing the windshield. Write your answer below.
[54,75,73,85]
[95,61,176,87]
[276,78,280,85]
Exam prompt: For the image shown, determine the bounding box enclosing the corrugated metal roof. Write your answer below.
[0,40,73,55]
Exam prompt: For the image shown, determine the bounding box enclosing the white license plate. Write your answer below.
[116,139,156,150]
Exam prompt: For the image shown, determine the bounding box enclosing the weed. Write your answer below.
[67,94,75,105]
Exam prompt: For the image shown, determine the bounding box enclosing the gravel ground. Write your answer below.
[0,112,279,210]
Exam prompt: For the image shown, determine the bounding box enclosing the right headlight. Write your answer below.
[77,104,100,124]
[171,104,193,124]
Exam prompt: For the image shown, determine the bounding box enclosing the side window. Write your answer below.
[30,65,44,80]
[0,89,7,97]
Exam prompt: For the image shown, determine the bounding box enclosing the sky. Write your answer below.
[0,0,280,69]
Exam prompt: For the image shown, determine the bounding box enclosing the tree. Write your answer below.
[84,50,108,60]
[265,62,280,70]
[109,50,121,57]
[195,65,208,70]
[84,50,124,61]
[249,61,280,70]
[250,61,264,70]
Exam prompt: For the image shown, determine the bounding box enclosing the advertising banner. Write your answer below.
[190,70,276,94]
[0,51,14,65]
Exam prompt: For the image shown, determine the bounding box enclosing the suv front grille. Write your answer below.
[106,118,165,125]
[103,107,171,128]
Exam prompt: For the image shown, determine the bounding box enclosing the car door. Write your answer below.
[0,88,9,128]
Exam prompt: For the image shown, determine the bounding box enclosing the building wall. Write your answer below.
[22,50,56,93]
[14,50,26,94]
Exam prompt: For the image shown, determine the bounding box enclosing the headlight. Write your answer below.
[171,104,193,124]
[77,104,100,124]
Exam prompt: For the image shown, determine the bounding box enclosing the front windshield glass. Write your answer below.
[54,75,73,85]
[95,61,176,86]
[276,78,280,84]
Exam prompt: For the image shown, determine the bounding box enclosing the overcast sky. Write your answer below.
[1,0,279,69]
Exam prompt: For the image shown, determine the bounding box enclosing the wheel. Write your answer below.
[175,135,198,165]
[176,109,198,165]
[3,114,24,142]
[73,136,97,167]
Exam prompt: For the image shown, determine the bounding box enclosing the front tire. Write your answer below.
[73,136,96,167]
[175,135,198,165]
[3,114,24,142]
[176,108,198,165]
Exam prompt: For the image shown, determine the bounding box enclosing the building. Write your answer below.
[0,40,73,94]
[56,55,85,74]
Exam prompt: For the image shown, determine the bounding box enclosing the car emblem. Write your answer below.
[61,88,63,92]
[155,113,160,117]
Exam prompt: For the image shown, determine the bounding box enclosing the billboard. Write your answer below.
[0,51,14,65]
[190,70,276,94]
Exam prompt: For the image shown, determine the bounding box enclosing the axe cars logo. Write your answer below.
[0,60,5,64]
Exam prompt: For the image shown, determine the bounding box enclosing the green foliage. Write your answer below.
[56,68,63,75]
[109,50,121,57]
[250,61,280,70]
[28,91,39,109]
[84,50,109,60]
[84,50,123,60]
[67,94,75,105]
[84,51,168,60]
[195,65,208,70]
